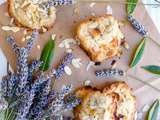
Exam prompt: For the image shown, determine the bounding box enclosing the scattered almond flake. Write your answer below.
[2,26,20,33]
[23,29,27,35]
[37,45,41,50]
[4,12,9,17]
[142,104,150,112]
[42,27,47,33]
[74,7,79,15]
[10,18,14,25]
[72,58,82,68]
[134,112,137,120]
[84,80,91,86]
[137,112,143,120]
[64,66,72,76]
[91,12,96,16]
[21,37,26,42]
[106,5,113,15]
[51,34,56,40]
[25,35,31,40]
[89,2,96,8]
[86,61,95,71]
[58,38,77,49]
[111,61,117,69]
[124,42,130,50]
[66,49,73,53]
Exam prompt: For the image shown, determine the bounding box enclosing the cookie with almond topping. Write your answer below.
[77,16,124,62]
[8,0,56,30]
[74,82,136,120]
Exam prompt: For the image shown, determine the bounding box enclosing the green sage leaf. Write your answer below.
[147,99,160,120]
[127,0,138,15]
[40,36,55,71]
[142,65,160,75]
[130,37,146,68]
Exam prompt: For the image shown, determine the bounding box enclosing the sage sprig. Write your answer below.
[147,99,160,120]
[142,65,160,75]
[40,35,55,71]
[130,37,146,68]
[127,0,138,15]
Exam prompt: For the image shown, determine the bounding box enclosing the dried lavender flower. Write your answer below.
[95,68,125,77]
[17,48,29,91]
[28,60,43,81]
[40,0,76,10]
[29,78,52,119]
[53,53,74,79]
[127,15,148,36]
[6,36,19,54]
[16,74,48,120]
[26,30,39,51]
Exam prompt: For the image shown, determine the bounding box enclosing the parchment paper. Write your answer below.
[0,1,160,118]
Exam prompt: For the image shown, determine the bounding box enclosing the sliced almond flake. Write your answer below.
[26,35,31,40]
[37,45,41,50]
[42,27,47,33]
[72,58,82,68]
[89,2,96,8]
[21,37,26,42]
[84,80,91,86]
[124,42,130,50]
[111,62,117,69]
[91,12,96,16]
[10,18,14,25]
[64,66,72,75]
[2,26,20,33]
[106,5,113,15]
[51,34,56,40]
[66,49,73,53]
[142,104,149,112]
[58,38,77,49]
[86,61,95,71]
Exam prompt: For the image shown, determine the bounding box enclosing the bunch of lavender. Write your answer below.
[40,0,76,10]
[0,31,80,120]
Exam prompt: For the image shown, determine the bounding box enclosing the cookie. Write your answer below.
[8,0,56,30]
[77,16,124,62]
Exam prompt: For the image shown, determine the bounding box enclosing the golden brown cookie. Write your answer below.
[74,82,136,120]
[77,16,124,62]
[103,81,136,120]
[8,0,56,30]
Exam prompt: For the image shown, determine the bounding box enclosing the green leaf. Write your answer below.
[147,99,160,120]
[127,0,138,15]
[40,37,55,71]
[130,37,146,68]
[142,65,160,75]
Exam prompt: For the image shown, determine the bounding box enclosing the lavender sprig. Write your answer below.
[52,53,74,79]
[26,30,38,51]
[17,48,29,91]
[127,15,148,36]
[28,60,43,81]
[40,0,76,10]
[95,69,125,78]
[16,74,48,120]
[29,78,52,120]
[6,36,19,54]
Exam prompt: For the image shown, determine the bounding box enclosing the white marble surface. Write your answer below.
[0,0,160,79]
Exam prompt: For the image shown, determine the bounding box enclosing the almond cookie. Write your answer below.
[77,16,124,62]
[8,0,56,30]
